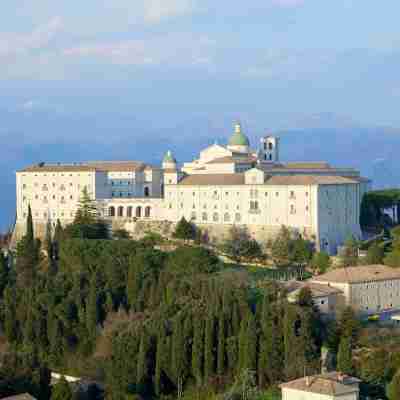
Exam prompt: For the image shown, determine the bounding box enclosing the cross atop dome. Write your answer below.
[227,121,250,153]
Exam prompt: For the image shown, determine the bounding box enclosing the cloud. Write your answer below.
[63,34,215,67]
[0,17,64,59]
[142,0,196,23]
[271,0,304,6]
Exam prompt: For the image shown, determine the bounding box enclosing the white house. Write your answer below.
[280,371,361,400]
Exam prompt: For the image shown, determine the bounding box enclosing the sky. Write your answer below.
[2,1,400,230]
[2,1,400,126]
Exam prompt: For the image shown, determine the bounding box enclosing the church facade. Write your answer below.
[14,123,370,254]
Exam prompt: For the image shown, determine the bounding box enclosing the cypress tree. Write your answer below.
[51,375,72,400]
[0,252,9,298]
[172,318,185,394]
[86,274,99,344]
[204,315,215,381]
[192,317,204,386]
[238,317,247,372]
[44,220,53,259]
[126,260,139,310]
[16,205,39,287]
[3,286,17,343]
[155,329,165,396]
[137,330,149,388]
[337,336,353,375]
[246,314,257,373]
[387,371,400,400]
[217,313,226,376]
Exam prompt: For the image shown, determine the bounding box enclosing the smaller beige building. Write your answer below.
[280,372,361,400]
[312,265,400,316]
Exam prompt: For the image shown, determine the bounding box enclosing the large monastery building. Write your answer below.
[14,122,371,254]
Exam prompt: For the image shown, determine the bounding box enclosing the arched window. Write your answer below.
[224,213,230,222]
[144,187,150,197]
[127,206,133,218]
[118,206,124,217]
[268,142,273,150]
[136,206,142,218]
[235,213,241,223]
[109,206,115,217]
[202,212,208,222]
[191,212,197,221]
[145,206,151,218]
[213,213,219,222]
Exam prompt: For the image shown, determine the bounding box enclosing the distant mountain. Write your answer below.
[1,109,400,232]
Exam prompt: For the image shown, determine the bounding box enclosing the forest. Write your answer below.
[0,191,398,400]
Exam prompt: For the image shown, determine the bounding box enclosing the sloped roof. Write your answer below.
[285,281,342,298]
[312,265,400,284]
[264,175,359,185]
[206,156,255,164]
[19,161,150,173]
[285,162,331,169]
[1,394,37,400]
[177,173,360,186]
[280,372,360,396]
[179,174,245,185]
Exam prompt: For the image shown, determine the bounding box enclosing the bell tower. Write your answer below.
[259,135,279,163]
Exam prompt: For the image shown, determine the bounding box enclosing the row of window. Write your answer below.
[170,190,309,198]
[112,188,151,197]
[190,212,241,223]
[23,183,91,191]
[24,194,76,203]
[23,211,75,219]
[108,206,151,218]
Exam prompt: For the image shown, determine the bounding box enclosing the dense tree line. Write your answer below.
[0,193,326,399]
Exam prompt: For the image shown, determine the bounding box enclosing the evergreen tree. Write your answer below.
[291,237,313,264]
[337,336,353,375]
[172,318,185,394]
[341,236,358,267]
[51,376,72,400]
[297,287,314,308]
[217,313,226,376]
[192,317,204,386]
[64,187,109,239]
[222,226,262,262]
[3,286,17,343]
[271,226,293,266]
[86,274,99,345]
[44,220,53,259]
[126,260,139,310]
[173,217,196,240]
[16,205,39,287]
[136,330,149,390]
[204,315,215,381]
[366,242,384,264]
[310,252,331,274]
[0,251,9,297]
[387,371,400,400]
[154,330,165,396]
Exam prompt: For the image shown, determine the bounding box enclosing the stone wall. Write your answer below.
[12,218,315,250]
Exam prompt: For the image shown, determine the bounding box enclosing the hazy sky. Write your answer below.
[2,1,400,128]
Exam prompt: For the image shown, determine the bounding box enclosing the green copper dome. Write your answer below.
[228,123,250,146]
[163,150,176,163]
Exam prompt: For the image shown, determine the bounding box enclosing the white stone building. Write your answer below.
[280,372,361,400]
[312,264,400,316]
[14,122,370,254]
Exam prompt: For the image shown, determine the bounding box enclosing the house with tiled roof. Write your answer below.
[280,371,361,400]
[312,264,400,316]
